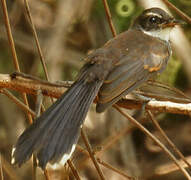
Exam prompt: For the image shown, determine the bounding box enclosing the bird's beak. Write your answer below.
[162,19,185,28]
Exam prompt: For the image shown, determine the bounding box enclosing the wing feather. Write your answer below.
[96,59,151,112]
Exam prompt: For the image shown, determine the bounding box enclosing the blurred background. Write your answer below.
[0,0,191,179]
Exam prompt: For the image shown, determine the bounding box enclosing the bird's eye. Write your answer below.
[149,16,160,24]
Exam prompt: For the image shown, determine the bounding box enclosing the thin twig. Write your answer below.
[0,0,32,123]
[97,158,134,180]
[1,89,37,178]
[155,156,191,175]
[44,169,50,180]
[147,110,191,170]
[0,154,4,180]
[67,160,81,180]
[98,117,147,156]
[77,125,135,169]
[81,128,106,180]
[0,89,35,117]
[24,0,50,81]
[23,0,55,108]
[102,0,117,37]
[161,0,191,24]
[113,105,191,180]
[99,125,134,155]
[0,156,20,180]
[32,156,37,180]
[0,0,20,71]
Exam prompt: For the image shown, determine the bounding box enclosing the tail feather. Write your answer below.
[37,82,94,167]
[52,84,98,161]
[12,78,102,169]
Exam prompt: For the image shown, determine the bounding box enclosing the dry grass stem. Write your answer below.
[161,0,191,24]
[155,156,191,176]
[98,125,134,155]
[44,169,50,180]
[147,110,191,170]
[0,0,32,123]
[114,105,191,180]
[24,0,50,82]
[0,89,35,117]
[0,156,20,180]
[32,156,37,180]
[23,0,54,105]
[97,158,134,180]
[102,0,117,37]
[81,128,106,180]
[67,160,81,180]
[0,154,4,180]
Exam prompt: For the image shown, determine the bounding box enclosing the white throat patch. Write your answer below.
[142,27,172,42]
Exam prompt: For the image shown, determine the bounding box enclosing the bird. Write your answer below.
[11,7,182,169]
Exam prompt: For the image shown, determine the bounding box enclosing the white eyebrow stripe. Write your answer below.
[146,12,162,18]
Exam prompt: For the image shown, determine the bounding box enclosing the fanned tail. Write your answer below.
[12,78,102,169]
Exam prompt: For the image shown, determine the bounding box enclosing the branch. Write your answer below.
[0,72,191,115]
[0,72,70,98]
[117,99,191,115]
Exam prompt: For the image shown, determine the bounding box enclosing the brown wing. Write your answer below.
[96,32,170,113]
[96,58,150,112]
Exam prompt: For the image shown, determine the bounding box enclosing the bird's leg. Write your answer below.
[33,89,43,180]
[132,92,155,116]
[35,89,43,118]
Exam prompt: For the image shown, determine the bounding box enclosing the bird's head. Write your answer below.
[132,8,183,41]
